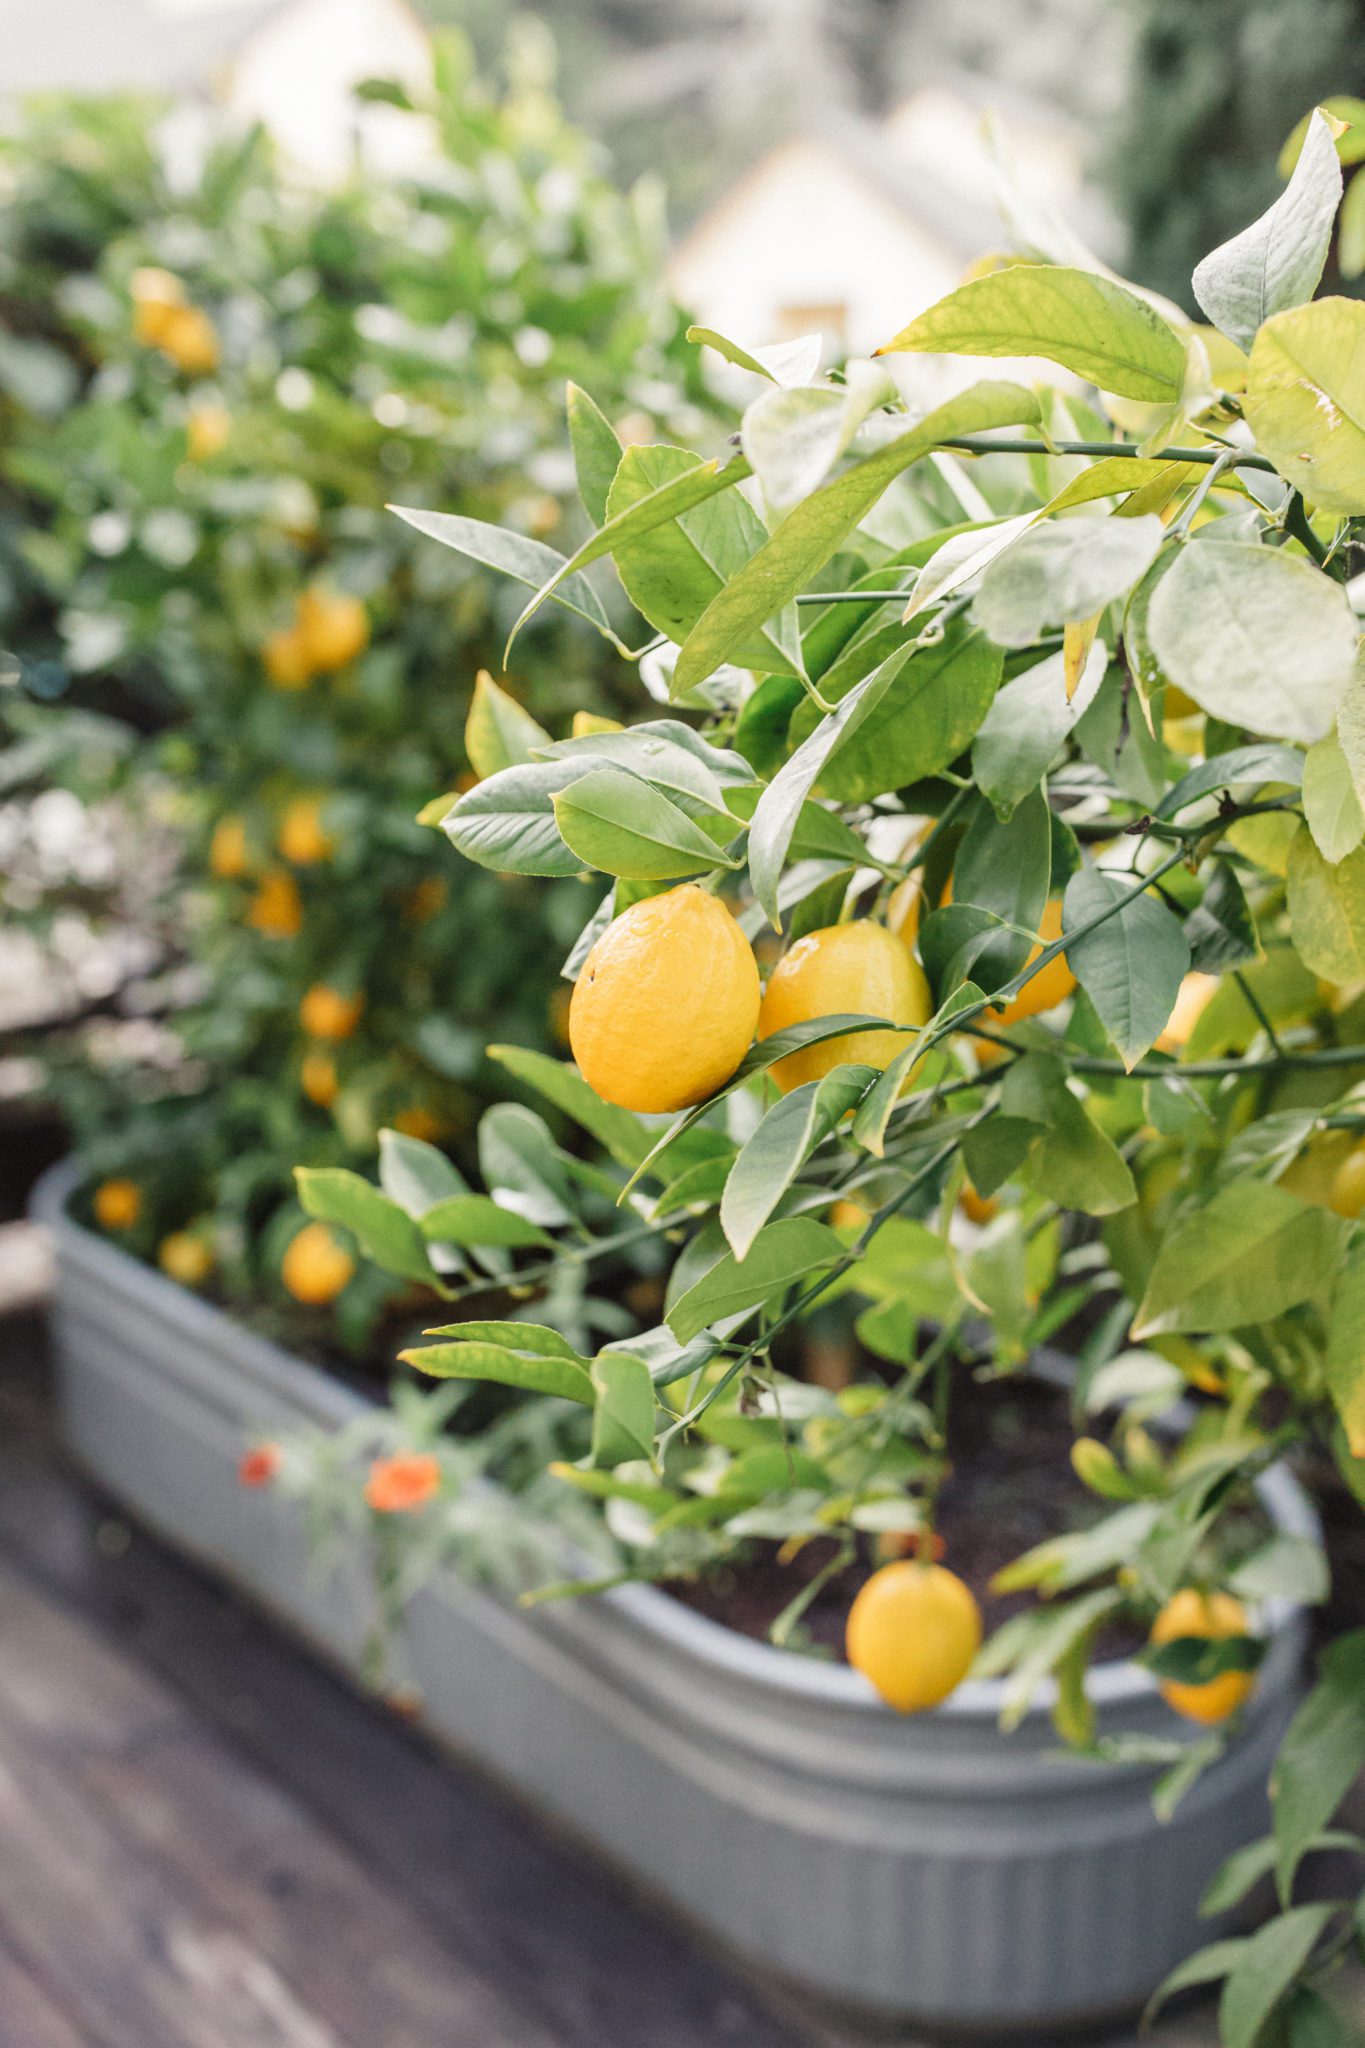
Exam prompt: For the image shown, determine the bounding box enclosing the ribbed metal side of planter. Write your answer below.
[33,1160,1315,2033]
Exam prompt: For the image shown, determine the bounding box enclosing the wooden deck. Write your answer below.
[0,1267,1318,2048]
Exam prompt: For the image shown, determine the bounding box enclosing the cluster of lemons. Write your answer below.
[131,267,219,377]
[93,1172,355,1309]
[263,586,370,693]
[567,880,1264,1723]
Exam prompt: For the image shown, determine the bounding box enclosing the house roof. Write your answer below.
[0,0,283,98]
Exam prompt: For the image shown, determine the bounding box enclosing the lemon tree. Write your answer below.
[288,111,1365,2037]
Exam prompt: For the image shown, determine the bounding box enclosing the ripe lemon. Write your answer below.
[300,985,364,1041]
[158,1231,213,1287]
[392,1105,445,1142]
[846,1561,982,1713]
[1155,971,1219,1054]
[263,625,314,691]
[959,1181,998,1225]
[246,869,303,938]
[158,304,219,376]
[131,267,184,346]
[186,403,230,461]
[209,814,249,879]
[301,1050,339,1108]
[1150,1588,1255,1725]
[282,1222,355,1305]
[298,587,369,673]
[277,795,333,866]
[989,898,1075,1025]
[569,884,760,1113]
[93,1178,141,1231]
[758,921,931,1093]
[1331,1144,1365,1219]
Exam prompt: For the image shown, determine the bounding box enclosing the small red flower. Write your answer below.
[365,1452,441,1514]
[238,1443,281,1488]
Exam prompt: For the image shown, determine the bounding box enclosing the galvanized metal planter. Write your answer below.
[33,1160,1315,2034]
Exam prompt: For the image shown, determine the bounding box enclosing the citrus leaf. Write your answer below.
[590,1347,658,1468]
[1244,297,1365,515]
[1303,734,1365,863]
[442,759,591,877]
[566,381,622,525]
[418,1194,553,1249]
[1147,541,1356,743]
[464,670,550,780]
[1062,867,1190,1069]
[1192,110,1342,352]
[486,1045,651,1169]
[1219,1904,1338,2048]
[1132,1179,1347,1337]
[686,325,823,385]
[401,1338,593,1404]
[391,505,631,651]
[973,515,1164,648]
[971,640,1108,820]
[294,1167,441,1288]
[1326,1243,1365,1458]
[666,1216,846,1344]
[808,616,1003,805]
[1272,1630,1365,1900]
[377,1128,466,1216]
[720,1065,876,1259]
[553,765,740,879]
[1287,826,1365,982]
[877,266,1187,401]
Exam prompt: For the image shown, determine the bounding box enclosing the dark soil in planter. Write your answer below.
[669,1374,1150,1663]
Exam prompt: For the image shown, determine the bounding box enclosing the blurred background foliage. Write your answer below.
[0,25,710,1342]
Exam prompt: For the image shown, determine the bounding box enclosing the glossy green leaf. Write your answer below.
[973,515,1164,648]
[666,1216,846,1344]
[1132,1179,1347,1337]
[294,1167,441,1288]
[1244,297,1365,515]
[478,1103,577,1228]
[1326,1243,1365,1458]
[1219,1904,1337,2048]
[590,1348,658,1468]
[720,1065,875,1258]
[1272,1629,1365,1901]
[1062,867,1190,1069]
[442,759,589,877]
[1000,1055,1136,1215]
[740,361,894,509]
[553,766,739,880]
[1287,826,1365,983]
[566,382,622,525]
[1193,110,1342,352]
[418,1194,553,1249]
[401,1337,593,1404]
[671,381,1037,696]
[686,325,823,385]
[377,1128,465,1216]
[811,617,1003,805]
[464,670,551,780]
[878,266,1187,401]
[971,641,1108,819]
[392,505,630,650]
[1147,540,1356,743]
[1183,861,1262,973]
[951,788,1052,989]
[487,1045,651,1170]
[1303,734,1365,863]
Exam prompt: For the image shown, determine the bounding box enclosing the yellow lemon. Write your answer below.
[392,1105,445,1143]
[277,795,334,866]
[282,1222,355,1305]
[300,985,364,1041]
[209,814,249,880]
[158,304,219,376]
[1331,1143,1365,1220]
[131,267,184,347]
[758,921,931,1094]
[93,1178,141,1231]
[186,402,230,461]
[301,1051,339,1108]
[263,625,314,691]
[297,587,369,673]
[989,898,1075,1026]
[1150,1589,1255,1726]
[959,1182,999,1225]
[1155,971,1219,1054]
[246,869,303,938]
[846,1561,982,1713]
[569,884,760,1113]
[158,1231,213,1287]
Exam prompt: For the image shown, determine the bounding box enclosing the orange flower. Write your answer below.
[364,1452,441,1514]
[239,1443,281,1488]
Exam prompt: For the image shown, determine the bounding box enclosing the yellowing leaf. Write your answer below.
[1244,297,1365,515]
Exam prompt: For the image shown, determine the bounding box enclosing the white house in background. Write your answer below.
[668,79,1118,367]
[0,0,432,180]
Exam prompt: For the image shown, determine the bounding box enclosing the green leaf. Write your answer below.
[1287,826,1365,983]
[671,381,1037,696]
[1000,1055,1136,1215]
[1334,651,1365,807]
[401,1337,593,1404]
[553,766,739,880]
[1228,1535,1330,1606]
[378,1128,465,1216]
[877,266,1187,401]
[1132,1179,1347,1337]
[1303,734,1365,863]
[720,1064,875,1258]
[1340,164,1365,278]
[418,1194,553,1249]
[391,505,631,651]
[606,442,801,676]
[973,515,1164,648]
[566,382,622,525]
[1273,1630,1365,1901]
[1146,1938,1250,2023]
[740,362,894,509]
[1184,861,1262,973]
[951,788,1052,989]
[686,325,823,385]
[442,760,589,877]
[540,721,749,819]
[487,1045,651,1170]
[1193,110,1343,353]
[809,617,1003,806]
[1219,1904,1338,2048]
[961,1113,1042,1198]
[1244,297,1365,515]
[590,1348,658,1468]
[997,1586,1124,1730]
[464,670,551,780]
[1147,541,1357,743]
[1159,743,1305,818]
[850,985,982,1156]
[1283,1987,1360,2048]
[479,1103,576,1228]
[666,1217,846,1344]
[421,1320,588,1358]
[1062,867,1190,1069]
[294,1167,440,1288]
[747,652,900,925]
[971,641,1108,820]
[1326,1243,1365,1458]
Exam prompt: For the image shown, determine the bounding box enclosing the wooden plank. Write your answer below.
[0,1316,805,2048]
[0,1558,555,2048]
